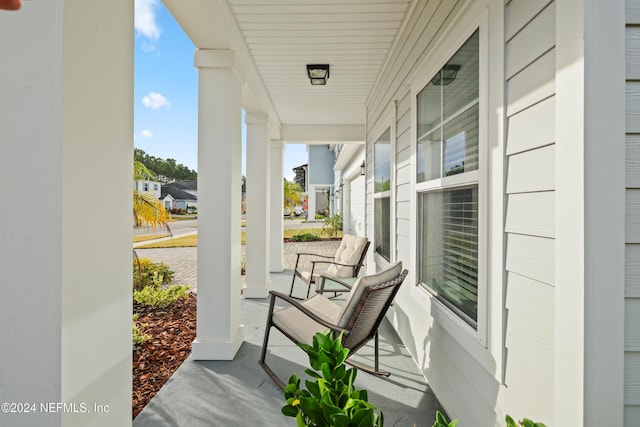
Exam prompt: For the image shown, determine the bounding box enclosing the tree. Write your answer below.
[134,148,197,183]
[284,179,304,216]
[134,160,171,232]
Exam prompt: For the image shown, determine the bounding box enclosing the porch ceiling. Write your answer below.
[162,0,413,141]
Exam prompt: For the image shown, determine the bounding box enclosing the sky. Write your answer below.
[134,0,307,181]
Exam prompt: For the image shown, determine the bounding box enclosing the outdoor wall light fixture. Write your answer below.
[431,63,461,85]
[307,64,330,85]
[360,161,366,176]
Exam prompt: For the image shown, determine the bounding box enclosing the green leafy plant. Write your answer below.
[132,314,151,345]
[290,232,320,242]
[322,213,343,239]
[133,284,190,308]
[282,331,383,427]
[432,410,458,427]
[505,415,547,427]
[432,411,546,427]
[315,213,325,220]
[133,257,174,291]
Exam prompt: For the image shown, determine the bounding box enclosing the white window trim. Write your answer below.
[371,102,396,267]
[409,10,489,350]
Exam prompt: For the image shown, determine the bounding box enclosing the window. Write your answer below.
[143,182,149,192]
[154,184,158,191]
[416,30,480,328]
[374,128,391,261]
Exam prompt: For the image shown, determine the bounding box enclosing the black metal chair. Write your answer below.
[289,234,370,299]
[260,261,407,389]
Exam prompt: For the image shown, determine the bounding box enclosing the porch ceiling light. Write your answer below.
[307,64,330,85]
[431,64,461,85]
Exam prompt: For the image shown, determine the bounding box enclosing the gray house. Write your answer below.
[161,180,198,212]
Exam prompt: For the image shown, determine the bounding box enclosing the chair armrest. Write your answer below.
[268,291,350,335]
[310,260,362,269]
[317,275,354,290]
[296,252,334,259]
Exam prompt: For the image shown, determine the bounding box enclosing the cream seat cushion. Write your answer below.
[272,295,342,345]
[326,234,368,277]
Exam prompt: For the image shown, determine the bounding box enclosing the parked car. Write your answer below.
[293,206,304,216]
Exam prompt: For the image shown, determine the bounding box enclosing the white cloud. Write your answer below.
[142,92,170,109]
[141,41,158,54]
[135,0,161,41]
[140,130,154,139]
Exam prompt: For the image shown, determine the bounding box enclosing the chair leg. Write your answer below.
[288,274,297,298]
[259,294,286,389]
[345,359,391,377]
[344,331,390,377]
[289,254,302,297]
[305,263,316,299]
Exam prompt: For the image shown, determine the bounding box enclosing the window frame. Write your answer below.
[409,15,489,347]
[371,103,396,267]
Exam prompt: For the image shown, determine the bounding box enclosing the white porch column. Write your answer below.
[193,49,244,359]
[244,112,271,298]
[1,3,132,426]
[270,140,285,272]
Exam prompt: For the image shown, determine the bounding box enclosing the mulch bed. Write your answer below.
[132,293,197,419]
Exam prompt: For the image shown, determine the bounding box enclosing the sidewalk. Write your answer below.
[134,234,340,293]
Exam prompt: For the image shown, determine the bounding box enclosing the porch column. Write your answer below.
[244,112,271,298]
[193,49,244,359]
[1,3,132,426]
[270,140,285,272]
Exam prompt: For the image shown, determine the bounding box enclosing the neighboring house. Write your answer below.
[161,180,198,212]
[307,145,335,218]
[332,144,365,237]
[292,163,307,192]
[134,179,161,200]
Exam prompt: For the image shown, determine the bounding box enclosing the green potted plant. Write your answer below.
[282,331,383,426]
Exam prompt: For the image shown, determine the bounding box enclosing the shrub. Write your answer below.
[322,213,343,239]
[290,232,320,242]
[432,411,547,427]
[132,314,151,345]
[133,284,190,308]
[133,257,174,291]
[315,213,324,220]
[282,331,383,427]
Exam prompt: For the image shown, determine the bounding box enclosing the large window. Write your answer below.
[417,30,480,328]
[374,128,391,261]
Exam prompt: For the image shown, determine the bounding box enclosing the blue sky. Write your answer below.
[134,0,307,181]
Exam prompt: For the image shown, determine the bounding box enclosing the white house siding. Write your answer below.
[626,1,640,423]
[364,0,560,424]
[349,175,366,236]
[366,0,501,425]
[504,0,556,421]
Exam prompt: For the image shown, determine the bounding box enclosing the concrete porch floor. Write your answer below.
[133,270,444,427]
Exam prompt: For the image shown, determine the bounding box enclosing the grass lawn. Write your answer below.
[136,228,343,249]
[170,215,197,221]
[137,234,198,249]
[283,228,342,239]
[133,234,171,243]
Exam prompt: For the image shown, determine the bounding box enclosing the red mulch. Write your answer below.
[132,293,197,419]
